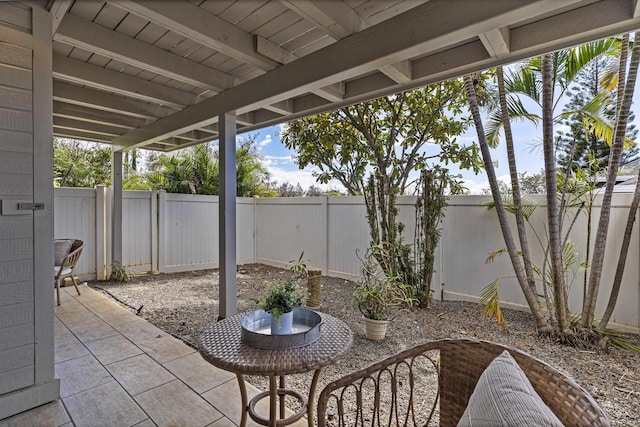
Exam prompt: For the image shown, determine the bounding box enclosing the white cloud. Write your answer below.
[260,157,343,191]
[257,134,272,150]
[461,174,512,195]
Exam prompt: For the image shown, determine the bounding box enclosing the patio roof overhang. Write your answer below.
[40,0,640,153]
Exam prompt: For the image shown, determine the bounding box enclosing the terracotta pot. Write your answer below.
[364,318,389,341]
[270,310,294,335]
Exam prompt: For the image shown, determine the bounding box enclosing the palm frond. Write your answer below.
[480,280,508,331]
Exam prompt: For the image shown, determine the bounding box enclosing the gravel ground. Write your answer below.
[90,264,640,425]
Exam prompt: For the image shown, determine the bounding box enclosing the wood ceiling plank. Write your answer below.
[56,13,235,92]
[53,54,199,108]
[111,0,277,71]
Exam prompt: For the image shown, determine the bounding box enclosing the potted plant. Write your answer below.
[352,274,395,340]
[257,275,307,335]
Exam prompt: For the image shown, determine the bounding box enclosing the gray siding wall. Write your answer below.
[0,39,34,395]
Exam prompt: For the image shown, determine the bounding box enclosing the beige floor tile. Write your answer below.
[0,400,70,427]
[56,353,113,398]
[132,419,157,427]
[106,353,176,396]
[94,306,139,327]
[137,333,195,364]
[82,297,125,314]
[114,317,169,343]
[62,380,147,427]
[54,334,90,363]
[135,380,222,427]
[207,416,236,427]
[201,379,307,427]
[164,352,235,394]
[65,317,119,343]
[54,317,72,338]
[55,306,99,327]
[85,334,143,365]
[202,379,264,427]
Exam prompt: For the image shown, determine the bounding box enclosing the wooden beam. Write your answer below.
[110,0,277,71]
[53,80,177,120]
[53,54,198,108]
[479,28,511,58]
[55,13,236,92]
[48,0,72,35]
[279,0,362,39]
[53,116,126,137]
[53,129,114,144]
[53,101,149,129]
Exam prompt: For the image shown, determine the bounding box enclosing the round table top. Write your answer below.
[199,311,353,376]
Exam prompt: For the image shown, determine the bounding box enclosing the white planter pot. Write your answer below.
[364,318,389,341]
[270,310,294,335]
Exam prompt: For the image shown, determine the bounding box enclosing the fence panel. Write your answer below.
[53,188,639,331]
[53,187,96,278]
[122,191,153,273]
[255,197,326,271]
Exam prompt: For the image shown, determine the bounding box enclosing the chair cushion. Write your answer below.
[54,240,73,266]
[457,350,563,427]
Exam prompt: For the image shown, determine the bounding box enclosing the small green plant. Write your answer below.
[257,276,307,325]
[288,252,308,277]
[352,247,399,320]
[111,260,134,282]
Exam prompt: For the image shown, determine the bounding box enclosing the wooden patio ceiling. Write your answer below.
[29,0,640,152]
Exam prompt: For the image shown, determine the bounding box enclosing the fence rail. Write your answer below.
[54,187,639,332]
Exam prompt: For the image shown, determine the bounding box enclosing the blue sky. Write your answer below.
[249,83,640,195]
[248,115,547,195]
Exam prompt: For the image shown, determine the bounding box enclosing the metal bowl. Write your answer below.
[241,308,322,350]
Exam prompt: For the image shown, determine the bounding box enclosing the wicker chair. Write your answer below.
[54,239,84,305]
[317,338,610,427]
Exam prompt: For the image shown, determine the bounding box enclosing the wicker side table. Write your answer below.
[199,312,353,427]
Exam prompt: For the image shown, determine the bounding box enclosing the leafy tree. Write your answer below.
[282,84,482,305]
[273,182,305,197]
[281,84,482,196]
[557,60,638,172]
[54,138,111,188]
[131,135,272,197]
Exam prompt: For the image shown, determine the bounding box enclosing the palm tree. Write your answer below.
[467,38,628,339]
[463,74,551,333]
[594,33,640,330]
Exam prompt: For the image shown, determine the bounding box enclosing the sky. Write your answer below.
[246,112,549,195]
[248,83,640,195]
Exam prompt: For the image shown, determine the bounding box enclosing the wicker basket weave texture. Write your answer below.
[317,338,610,427]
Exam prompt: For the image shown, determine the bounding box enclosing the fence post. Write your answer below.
[95,185,106,280]
[322,195,329,276]
[157,190,166,273]
[105,187,113,279]
[151,190,158,273]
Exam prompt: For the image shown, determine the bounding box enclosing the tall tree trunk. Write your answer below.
[583,35,632,327]
[598,32,640,329]
[463,75,550,333]
[497,67,538,299]
[541,54,570,333]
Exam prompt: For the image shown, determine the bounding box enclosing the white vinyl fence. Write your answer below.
[53,187,639,332]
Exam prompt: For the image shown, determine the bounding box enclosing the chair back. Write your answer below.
[316,338,610,427]
[55,239,85,272]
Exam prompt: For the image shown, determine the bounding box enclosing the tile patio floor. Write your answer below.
[0,285,305,427]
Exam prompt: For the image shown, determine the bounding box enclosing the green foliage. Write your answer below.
[257,276,307,323]
[110,260,134,282]
[479,280,508,332]
[54,139,111,188]
[281,83,481,196]
[288,252,308,276]
[414,170,447,305]
[352,247,398,320]
[128,135,272,197]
